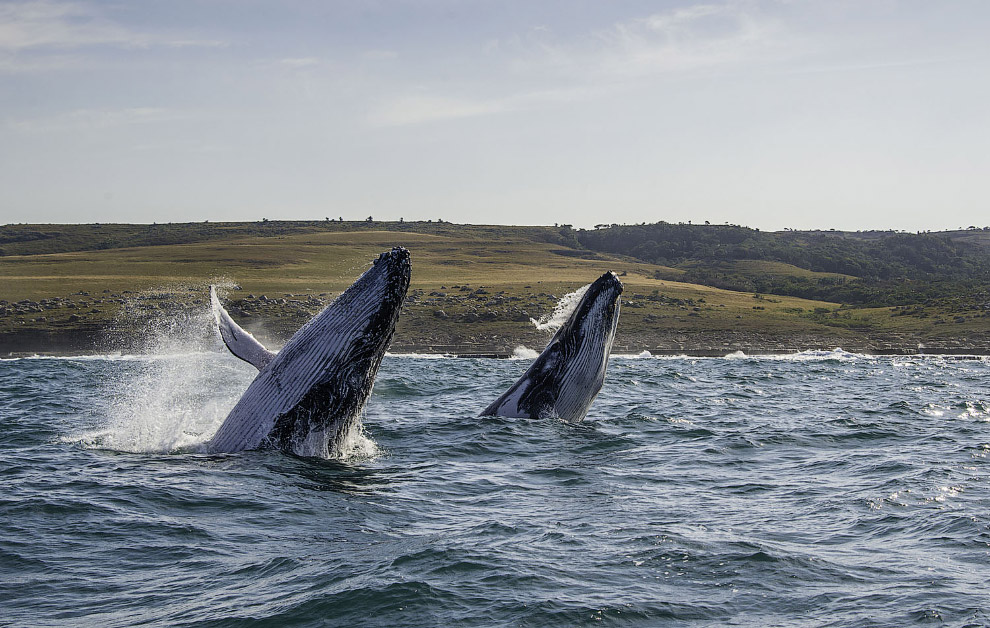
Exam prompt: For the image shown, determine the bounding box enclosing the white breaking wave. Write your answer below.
[721,348,867,361]
[530,284,590,332]
[763,348,866,362]
[611,350,654,360]
[511,345,540,360]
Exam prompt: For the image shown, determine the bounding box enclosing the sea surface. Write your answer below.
[1,346,989,627]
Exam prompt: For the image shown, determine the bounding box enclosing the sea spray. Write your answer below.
[511,345,539,360]
[91,285,381,459]
[530,284,590,332]
[612,350,653,359]
[95,295,247,453]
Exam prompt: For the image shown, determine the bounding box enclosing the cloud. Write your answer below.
[368,94,512,127]
[7,107,177,133]
[0,1,139,51]
[490,1,789,85]
[367,86,596,127]
[589,1,788,78]
[279,57,321,68]
[371,2,789,127]
[0,0,227,69]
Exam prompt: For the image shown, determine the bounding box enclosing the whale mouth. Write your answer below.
[592,270,623,297]
[378,246,408,261]
[373,247,412,295]
[375,247,411,272]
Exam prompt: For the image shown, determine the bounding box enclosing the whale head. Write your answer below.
[482,271,622,422]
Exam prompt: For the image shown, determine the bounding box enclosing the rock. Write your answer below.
[433,310,449,319]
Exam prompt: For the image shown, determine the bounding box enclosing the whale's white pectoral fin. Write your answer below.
[211,286,275,371]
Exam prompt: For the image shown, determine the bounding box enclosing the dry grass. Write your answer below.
[1,227,987,351]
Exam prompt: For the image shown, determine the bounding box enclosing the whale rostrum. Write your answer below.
[207,247,411,457]
[481,271,622,422]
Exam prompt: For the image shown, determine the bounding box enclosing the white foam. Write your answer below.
[530,284,590,332]
[68,296,250,454]
[510,345,540,360]
[1,353,209,363]
[337,422,382,459]
[611,350,653,360]
[720,348,867,361]
[771,348,865,362]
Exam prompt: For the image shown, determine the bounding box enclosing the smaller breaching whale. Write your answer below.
[207,247,411,457]
[481,271,622,422]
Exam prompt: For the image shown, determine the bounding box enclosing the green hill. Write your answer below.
[1,221,988,356]
[576,223,990,309]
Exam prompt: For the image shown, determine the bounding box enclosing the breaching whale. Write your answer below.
[481,271,622,422]
[207,247,411,457]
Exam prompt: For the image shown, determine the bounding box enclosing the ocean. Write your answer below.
[1,346,988,626]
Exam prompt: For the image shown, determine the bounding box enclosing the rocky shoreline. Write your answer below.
[2,326,988,359]
[3,289,989,358]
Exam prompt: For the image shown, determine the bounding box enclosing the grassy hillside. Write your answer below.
[1,222,988,355]
[577,223,990,308]
[0,221,575,257]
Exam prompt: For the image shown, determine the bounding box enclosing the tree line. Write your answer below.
[574,223,990,307]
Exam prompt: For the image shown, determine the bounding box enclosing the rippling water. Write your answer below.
[1,349,989,627]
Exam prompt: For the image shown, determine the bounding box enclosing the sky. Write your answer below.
[1,0,988,231]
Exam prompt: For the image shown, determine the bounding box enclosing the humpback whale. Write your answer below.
[481,271,622,422]
[207,247,411,457]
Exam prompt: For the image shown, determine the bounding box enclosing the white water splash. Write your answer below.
[86,300,244,453]
[612,350,653,360]
[337,422,382,459]
[511,345,540,360]
[76,291,382,459]
[767,348,865,362]
[530,284,590,332]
